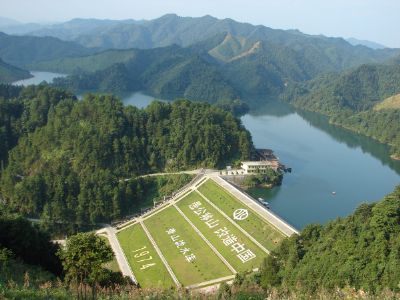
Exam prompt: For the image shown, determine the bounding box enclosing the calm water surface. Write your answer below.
[121,92,164,108]
[243,102,400,229]
[13,71,66,86]
[15,73,400,229]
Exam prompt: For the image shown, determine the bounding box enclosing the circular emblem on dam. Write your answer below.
[233,208,249,221]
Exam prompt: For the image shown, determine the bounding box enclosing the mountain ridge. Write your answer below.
[10,14,398,59]
[0,58,31,83]
[346,37,387,49]
[0,31,96,67]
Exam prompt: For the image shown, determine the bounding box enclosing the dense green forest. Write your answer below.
[0,84,75,166]
[19,23,395,105]
[51,45,240,103]
[284,64,400,114]
[0,58,31,83]
[40,39,319,103]
[259,185,400,294]
[283,63,400,156]
[0,212,126,300]
[0,212,62,275]
[331,109,400,156]
[0,84,252,230]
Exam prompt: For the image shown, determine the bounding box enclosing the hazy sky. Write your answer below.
[1,0,399,47]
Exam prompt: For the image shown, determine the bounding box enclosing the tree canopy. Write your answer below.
[0,84,253,231]
[58,233,114,299]
[282,63,400,156]
[260,185,400,294]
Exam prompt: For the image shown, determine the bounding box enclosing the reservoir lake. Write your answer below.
[15,72,400,229]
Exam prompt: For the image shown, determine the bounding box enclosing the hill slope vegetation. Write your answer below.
[23,22,396,105]
[283,63,400,156]
[0,58,31,83]
[0,84,253,230]
[261,186,400,294]
[51,45,240,103]
[0,32,94,67]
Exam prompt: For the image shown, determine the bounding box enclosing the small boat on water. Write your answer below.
[331,191,337,195]
[258,198,270,208]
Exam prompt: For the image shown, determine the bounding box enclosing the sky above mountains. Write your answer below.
[0,0,398,48]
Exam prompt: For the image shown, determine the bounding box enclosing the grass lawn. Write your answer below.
[198,180,285,251]
[144,206,232,286]
[176,191,266,271]
[99,235,120,273]
[117,223,175,288]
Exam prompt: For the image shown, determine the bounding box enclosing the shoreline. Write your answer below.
[390,154,400,161]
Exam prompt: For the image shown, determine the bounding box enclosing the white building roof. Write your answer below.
[241,161,275,166]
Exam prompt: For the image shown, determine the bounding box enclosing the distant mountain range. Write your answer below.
[0,14,393,53]
[0,16,21,27]
[346,37,387,49]
[0,16,45,35]
[0,15,399,102]
[33,32,328,100]
[0,32,96,67]
[0,14,399,154]
[34,26,398,104]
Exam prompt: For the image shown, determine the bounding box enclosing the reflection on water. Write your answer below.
[121,92,165,109]
[12,71,66,86]
[249,100,294,117]
[296,109,400,174]
[244,102,400,229]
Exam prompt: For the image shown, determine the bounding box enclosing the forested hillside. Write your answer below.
[0,84,253,229]
[0,209,125,299]
[41,35,354,103]
[8,13,396,107]
[29,48,138,74]
[284,64,400,114]
[0,58,31,83]
[15,14,399,107]
[0,32,94,67]
[22,14,400,70]
[23,22,395,106]
[51,45,240,103]
[283,63,400,156]
[0,213,61,275]
[0,84,74,165]
[260,186,400,294]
